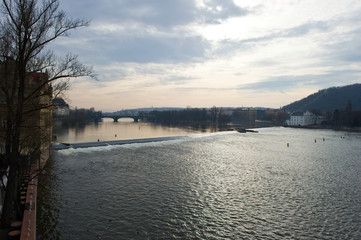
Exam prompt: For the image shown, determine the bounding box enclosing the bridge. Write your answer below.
[102,115,150,122]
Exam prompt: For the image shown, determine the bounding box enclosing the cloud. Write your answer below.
[252,59,280,67]
[61,0,249,27]
[97,34,209,64]
[322,27,361,63]
[238,78,300,92]
[196,0,249,24]
[239,70,361,92]
[213,20,331,57]
[55,0,251,66]
[61,0,195,28]
[280,21,329,38]
[87,62,198,84]
[159,75,198,85]
[54,0,361,110]
[171,86,235,92]
[56,29,211,65]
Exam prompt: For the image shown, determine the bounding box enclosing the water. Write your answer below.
[37,127,361,239]
[52,118,213,143]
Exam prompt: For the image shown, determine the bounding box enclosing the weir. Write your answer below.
[53,136,181,150]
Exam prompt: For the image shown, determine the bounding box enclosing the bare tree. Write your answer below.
[210,105,218,123]
[0,0,94,226]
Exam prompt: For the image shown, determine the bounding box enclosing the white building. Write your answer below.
[286,111,326,126]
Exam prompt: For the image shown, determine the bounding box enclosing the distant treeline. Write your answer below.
[52,98,103,123]
[144,107,289,126]
[322,101,361,128]
[70,108,102,122]
[55,107,103,123]
[144,107,231,125]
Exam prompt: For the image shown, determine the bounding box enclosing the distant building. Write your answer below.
[286,111,326,126]
[53,98,70,117]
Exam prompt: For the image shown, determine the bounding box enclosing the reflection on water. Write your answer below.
[53,118,218,143]
[38,127,361,239]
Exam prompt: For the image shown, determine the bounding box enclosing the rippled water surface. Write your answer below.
[37,127,361,239]
[53,118,211,143]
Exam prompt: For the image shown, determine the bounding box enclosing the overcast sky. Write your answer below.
[53,0,361,111]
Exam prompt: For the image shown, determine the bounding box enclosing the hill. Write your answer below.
[282,84,361,111]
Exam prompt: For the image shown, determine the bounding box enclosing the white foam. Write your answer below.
[119,137,187,149]
[189,131,235,138]
[57,137,185,154]
[57,144,124,155]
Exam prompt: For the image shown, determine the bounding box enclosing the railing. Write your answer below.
[20,164,38,240]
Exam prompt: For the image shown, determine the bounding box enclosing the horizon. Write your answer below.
[68,105,279,113]
[99,106,279,113]
[52,0,361,112]
[63,82,360,113]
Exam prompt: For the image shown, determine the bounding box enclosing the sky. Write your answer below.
[53,0,361,112]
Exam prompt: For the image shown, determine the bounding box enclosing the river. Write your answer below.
[52,118,216,144]
[37,126,361,239]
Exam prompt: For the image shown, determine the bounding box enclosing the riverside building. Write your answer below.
[0,61,52,206]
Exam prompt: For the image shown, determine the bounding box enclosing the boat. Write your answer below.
[237,128,258,133]
[237,128,247,133]
[245,129,258,133]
